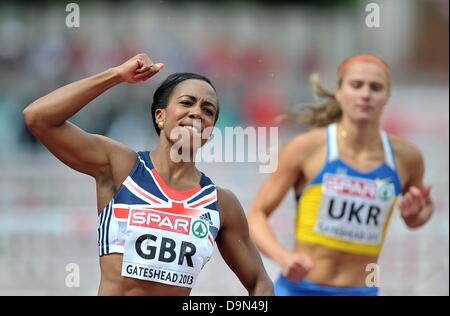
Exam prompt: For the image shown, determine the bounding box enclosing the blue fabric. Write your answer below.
[275,275,379,296]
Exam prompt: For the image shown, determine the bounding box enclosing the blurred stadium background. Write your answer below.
[0,0,448,295]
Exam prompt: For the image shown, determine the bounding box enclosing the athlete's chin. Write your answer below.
[179,138,207,150]
[349,114,377,124]
[169,139,205,155]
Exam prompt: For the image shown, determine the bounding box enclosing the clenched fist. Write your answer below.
[279,251,315,282]
[113,53,164,83]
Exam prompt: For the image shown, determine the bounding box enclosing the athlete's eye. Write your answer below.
[203,108,214,116]
[350,81,363,89]
[370,83,384,92]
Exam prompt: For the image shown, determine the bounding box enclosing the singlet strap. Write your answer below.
[380,131,397,170]
[138,151,153,168]
[142,151,211,189]
[327,123,339,162]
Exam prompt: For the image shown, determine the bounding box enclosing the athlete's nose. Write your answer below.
[188,104,202,119]
[360,84,372,99]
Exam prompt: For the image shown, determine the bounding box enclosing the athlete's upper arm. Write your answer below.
[216,188,271,293]
[27,120,131,178]
[402,143,426,192]
[250,133,315,217]
[392,136,426,192]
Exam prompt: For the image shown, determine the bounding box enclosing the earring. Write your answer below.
[158,121,164,130]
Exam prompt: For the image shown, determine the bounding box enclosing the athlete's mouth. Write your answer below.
[179,123,202,133]
[356,104,373,111]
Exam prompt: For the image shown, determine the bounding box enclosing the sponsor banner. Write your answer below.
[122,263,196,288]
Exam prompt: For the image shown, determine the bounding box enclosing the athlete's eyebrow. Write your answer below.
[178,95,217,109]
[178,94,196,100]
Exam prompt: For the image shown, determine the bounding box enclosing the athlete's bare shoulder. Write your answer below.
[283,126,327,157]
[388,133,423,169]
[216,187,241,212]
[274,126,327,174]
[94,135,138,189]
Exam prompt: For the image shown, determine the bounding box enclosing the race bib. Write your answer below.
[314,174,396,244]
[121,208,212,288]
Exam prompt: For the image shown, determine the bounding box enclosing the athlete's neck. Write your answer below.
[151,140,201,188]
[337,117,381,154]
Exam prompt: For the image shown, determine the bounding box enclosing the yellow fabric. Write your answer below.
[295,184,397,256]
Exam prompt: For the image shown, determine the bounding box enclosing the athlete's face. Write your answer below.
[336,62,390,124]
[157,79,219,149]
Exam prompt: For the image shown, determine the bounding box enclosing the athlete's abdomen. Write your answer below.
[295,242,378,287]
[98,254,192,295]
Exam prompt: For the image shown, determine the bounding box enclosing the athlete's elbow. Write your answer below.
[247,203,266,224]
[23,103,49,131]
[247,207,257,225]
[247,211,261,240]
[23,105,38,128]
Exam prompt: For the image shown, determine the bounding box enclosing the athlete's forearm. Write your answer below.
[23,68,122,128]
[250,273,274,296]
[248,210,290,265]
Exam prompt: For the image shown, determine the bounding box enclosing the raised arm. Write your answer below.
[22,54,163,178]
[247,135,315,281]
[216,188,273,296]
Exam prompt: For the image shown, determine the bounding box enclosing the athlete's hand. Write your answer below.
[398,185,432,220]
[279,251,314,282]
[113,53,164,83]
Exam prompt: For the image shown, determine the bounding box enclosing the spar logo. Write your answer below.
[192,220,208,238]
[324,174,377,200]
[129,209,191,235]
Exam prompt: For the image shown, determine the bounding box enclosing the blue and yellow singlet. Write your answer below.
[296,123,403,256]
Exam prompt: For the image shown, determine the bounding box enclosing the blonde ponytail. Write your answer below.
[296,73,342,128]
